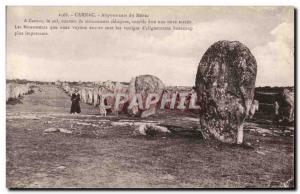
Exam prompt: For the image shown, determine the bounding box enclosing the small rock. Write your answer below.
[145,124,170,137]
[58,128,72,134]
[27,128,33,131]
[57,166,66,169]
[44,127,59,133]
[136,124,147,135]
[256,151,266,155]
[147,125,170,133]
[134,124,171,136]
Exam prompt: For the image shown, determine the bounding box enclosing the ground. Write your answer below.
[6,85,294,188]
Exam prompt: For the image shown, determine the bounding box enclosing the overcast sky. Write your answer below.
[6,6,294,86]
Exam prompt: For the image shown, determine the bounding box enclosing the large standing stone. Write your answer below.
[195,40,257,144]
[279,88,294,123]
[80,88,88,103]
[127,75,165,117]
[97,81,128,115]
[87,89,93,104]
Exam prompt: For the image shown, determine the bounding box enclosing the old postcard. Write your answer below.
[6,6,294,189]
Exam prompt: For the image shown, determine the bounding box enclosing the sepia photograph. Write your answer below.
[6,6,295,189]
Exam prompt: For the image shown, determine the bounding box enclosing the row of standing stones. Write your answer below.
[55,40,294,145]
[6,83,41,102]
[66,40,258,145]
[56,40,257,144]
[10,40,294,144]
[5,40,293,145]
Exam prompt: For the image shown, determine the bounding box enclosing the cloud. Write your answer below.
[253,22,294,86]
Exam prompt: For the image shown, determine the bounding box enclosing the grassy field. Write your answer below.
[6,85,294,188]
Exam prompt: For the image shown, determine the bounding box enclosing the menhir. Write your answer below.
[195,40,257,144]
[127,75,165,117]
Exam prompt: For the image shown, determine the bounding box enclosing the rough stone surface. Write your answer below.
[128,75,165,117]
[87,89,93,104]
[195,40,257,144]
[279,88,294,123]
[44,127,72,134]
[134,123,170,136]
[80,88,88,103]
[6,83,34,102]
[44,127,59,133]
[58,128,73,134]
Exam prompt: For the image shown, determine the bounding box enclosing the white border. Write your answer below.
[1,0,298,194]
